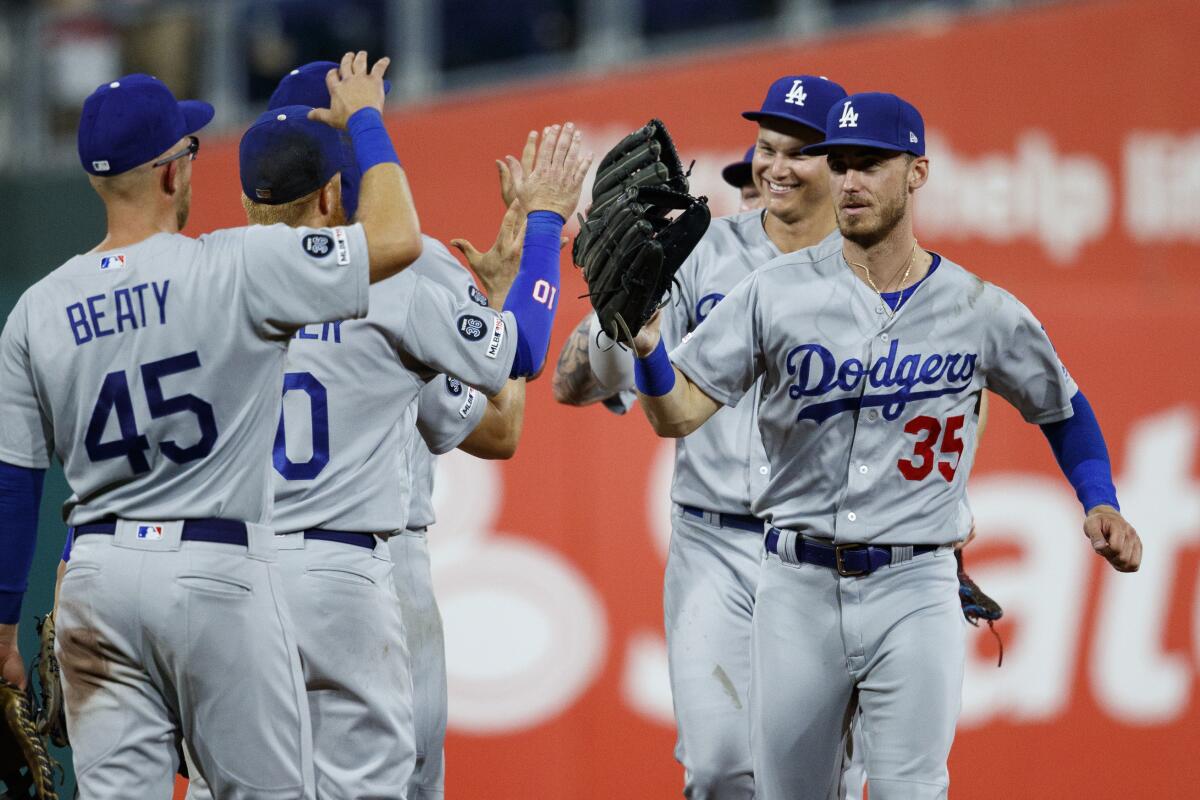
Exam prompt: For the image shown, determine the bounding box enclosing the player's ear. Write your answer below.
[317,182,334,217]
[907,156,929,192]
[160,160,177,197]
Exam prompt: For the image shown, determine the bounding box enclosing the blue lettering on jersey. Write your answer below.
[66,280,170,346]
[292,321,343,343]
[695,293,725,323]
[469,286,489,307]
[786,339,976,423]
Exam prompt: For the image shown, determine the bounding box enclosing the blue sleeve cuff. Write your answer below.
[1040,392,1119,513]
[506,210,565,378]
[0,461,46,624]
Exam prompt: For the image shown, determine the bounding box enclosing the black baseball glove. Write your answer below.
[956,550,1004,667]
[0,677,59,799]
[573,120,710,344]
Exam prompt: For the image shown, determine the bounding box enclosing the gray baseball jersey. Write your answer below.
[671,249,1077,544]
[0,224,369,525]
[271,236,512,534]
[595,210,840,514]
[404,375,486,530]
[401,242,493,530]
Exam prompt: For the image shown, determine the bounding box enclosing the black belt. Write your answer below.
[765,528,938,577]
[680,505,764,534]
[289,529,378,550]
[71,518,248,546]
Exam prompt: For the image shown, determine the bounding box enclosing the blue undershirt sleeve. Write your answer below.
[504,210,564,377]
[1039,391,1119,513]
[0,460,46,624]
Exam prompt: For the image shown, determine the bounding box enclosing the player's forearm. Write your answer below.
[460,379,526,459]
[552,315,610,406]
[632,341,717,437]
[637,368,714,437]
[0,461,45,624]
[504,211,564,378]
[346,108,422,282]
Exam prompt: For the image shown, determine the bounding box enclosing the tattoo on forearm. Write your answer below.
[552,317,610,406]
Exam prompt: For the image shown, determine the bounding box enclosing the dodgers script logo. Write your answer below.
[786,339,976,423]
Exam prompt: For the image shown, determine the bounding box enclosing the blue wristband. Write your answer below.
[347,107,400,175]
[634,338,676,397]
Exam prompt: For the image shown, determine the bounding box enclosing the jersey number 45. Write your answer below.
[85,351,218,474]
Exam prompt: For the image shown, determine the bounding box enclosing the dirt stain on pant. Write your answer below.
[713,665,742,710]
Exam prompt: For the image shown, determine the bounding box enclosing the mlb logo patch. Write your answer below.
[100,254,126,271]
[137,525,164,541]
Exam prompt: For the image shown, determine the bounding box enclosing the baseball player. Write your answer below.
[249,63,543,800]
[628,91,1142,800]
[179,110,584,800]
[0,52,424,799]
[721,145,763,211]
[553,75,849,799]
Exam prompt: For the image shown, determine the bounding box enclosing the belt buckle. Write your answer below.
[834,543,868,577]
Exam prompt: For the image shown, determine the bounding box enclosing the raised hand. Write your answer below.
[307,51,390,129]
[514,123,594,220]
[450,200,525,305]
[1083,505,1142,572]
[498,131,539,209]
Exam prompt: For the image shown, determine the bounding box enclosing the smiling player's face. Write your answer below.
[752,122,829,225]
[826,147,923,247]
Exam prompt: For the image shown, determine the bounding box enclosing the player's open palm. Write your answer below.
[308,50,390,129]
[451,199,525,301]
[1083,505,1142,572]
[514,122,594,220]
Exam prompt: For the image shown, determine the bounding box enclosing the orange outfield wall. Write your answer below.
[176,0,1200,797]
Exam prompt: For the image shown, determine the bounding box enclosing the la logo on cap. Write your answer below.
[784,79,807,107]
[838,101,859,128]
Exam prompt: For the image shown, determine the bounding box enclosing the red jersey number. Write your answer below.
[897,414,966,482]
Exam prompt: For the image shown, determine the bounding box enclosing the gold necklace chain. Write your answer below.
[846,240,919,318]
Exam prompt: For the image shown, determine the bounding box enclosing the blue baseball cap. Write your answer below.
[268,61,392,110]
[802,92,925,156]
[239,106,344,205]
[742,75,848,136]
[721,145,757,189]
[78,74,214,176]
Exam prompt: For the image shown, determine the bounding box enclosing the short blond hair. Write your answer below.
[241,189,320,227]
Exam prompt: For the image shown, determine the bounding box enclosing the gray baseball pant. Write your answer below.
[751,543,965,800]
[57,523,313,800]
[390,529,448,800]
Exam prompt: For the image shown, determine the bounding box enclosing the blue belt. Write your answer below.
[680,505,764,534]
[71,518,248,546]
[294,529,378,550]
[765,528,938,577]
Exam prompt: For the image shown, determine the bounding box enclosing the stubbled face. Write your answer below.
[752,122,830,224]
[826,147,916,247]
[739,182,763,212]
